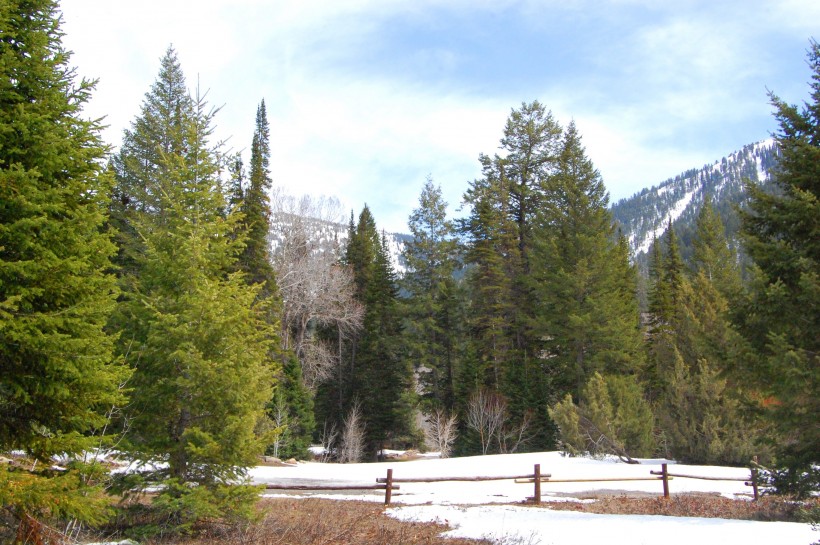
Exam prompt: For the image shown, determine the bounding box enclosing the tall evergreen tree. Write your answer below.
[0,0,129,526]
[234,101,313,458]
[238,100,276,295]
[402,177,460,409]
[459,102,563,451]
[111,50,276,502]
[647,218,760,465]
[226,152,245,214]
[738,40,820,492]
[344,207,414,457]
[460,166,518,391]
[648,221,685,327]
[533,122,644,400]
[692,197,741,299]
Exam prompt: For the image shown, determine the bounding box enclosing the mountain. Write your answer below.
[269,212,412,274]
[610,139,780,271]
[269,140,780,280]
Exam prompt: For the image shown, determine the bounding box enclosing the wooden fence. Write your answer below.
[265,462,762,506]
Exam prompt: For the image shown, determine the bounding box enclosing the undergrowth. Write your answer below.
[540,493,817,522]
[60,494,820,544]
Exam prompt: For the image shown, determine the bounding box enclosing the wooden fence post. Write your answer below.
[384,468,393,506]
[661,463,669,499]
[534,464,541,505]
[750,456,759,501]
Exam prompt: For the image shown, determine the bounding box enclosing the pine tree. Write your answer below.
[460,167,517,392]
[0,0,129,527]
[739,40,820,493]
[533,122,644,400]
[111,50,276,520]
[402,177,460,409]
[459,102,563,451]
[234,102,314,458]
[648,222,685,327]
[238,100,276,295]
[648,215,761,465]
[226,153,245,214]
[692,197,741,299]
[344,207,414,457]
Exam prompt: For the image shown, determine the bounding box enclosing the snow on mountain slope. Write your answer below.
[269,212,410,275]
[611,139,778,261]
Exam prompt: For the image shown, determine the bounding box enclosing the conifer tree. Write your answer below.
[344,207,414,457]
[533,122,644,400]
[226,153,245,214]
[739,40,820,493]
[234,101,314,458]
[402,177,460,409]
[460,167,518,391]
[648,220,759,465]
[692,197,741,299]
[0,0,129,527]
[111,50,276,520]
[238,100,276,295]
[459,102,563,451]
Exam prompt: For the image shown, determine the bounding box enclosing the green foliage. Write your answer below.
[402,177,462,410]
[343,207,415,456]
[0,0,128,458]
[738,40,819,491]
[547,394,585,456]
[111,50,276,495]
[549,373,654,460]
[460,101,565,450]
[657,352,758,465]
[237,100,277,295]
[533,122,645,400]
[112,479,262,539]
[271,352,315,459]
[0,464,112,527]
[605,375,655,457]
[692,197,742,299]
[148,481,262,536]
[649,224,761,465]
[0,0,128,531]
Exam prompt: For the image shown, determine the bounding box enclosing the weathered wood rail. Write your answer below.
[261,460,762,506]
[650,462,761,500]
[376,464,551,505]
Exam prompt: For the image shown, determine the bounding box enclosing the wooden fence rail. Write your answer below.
[262,461,762,506]
[376,464,549,505]
[649,463,761,500]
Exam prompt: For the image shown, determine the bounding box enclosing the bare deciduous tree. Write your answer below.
[317,420,339,463]
[339,400,366,463]
[466,389,532,455]
[423,408,458,458]
[269,190,363,391]
[466,389,506,455]
[268,389,290,459]
[497,409,532,454]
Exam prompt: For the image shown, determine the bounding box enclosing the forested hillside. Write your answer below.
[611,140,780,272]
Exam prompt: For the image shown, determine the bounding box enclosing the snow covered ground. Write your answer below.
[250,451,817,545]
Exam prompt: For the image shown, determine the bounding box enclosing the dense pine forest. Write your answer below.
[1,1,817,540]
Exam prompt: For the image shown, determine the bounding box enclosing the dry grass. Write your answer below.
[540,493,817,522]
[143,498,488,545]
[88,494,817,544]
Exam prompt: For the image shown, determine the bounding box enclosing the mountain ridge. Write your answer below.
[610,139,780,267]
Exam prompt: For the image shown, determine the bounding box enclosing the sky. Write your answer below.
[59,0,819,233]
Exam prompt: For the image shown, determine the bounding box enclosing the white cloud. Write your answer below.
[59,0,819,233]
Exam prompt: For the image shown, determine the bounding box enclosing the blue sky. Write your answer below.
[59,0,819,232]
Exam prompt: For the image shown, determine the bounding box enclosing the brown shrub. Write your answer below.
[540,494,817,522]
[137,498,487,545]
